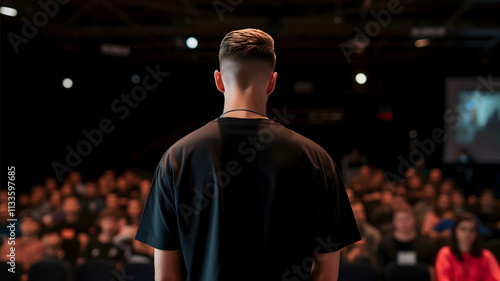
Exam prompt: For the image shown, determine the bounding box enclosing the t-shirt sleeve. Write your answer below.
[315,157,361,253]
[135,156,181,250]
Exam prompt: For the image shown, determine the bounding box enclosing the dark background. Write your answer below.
[1,0,499,192]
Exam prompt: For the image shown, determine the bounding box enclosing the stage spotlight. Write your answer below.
[415,39,430,48]
[62,78,73,89]
[0,6,17,17]
[186,37,198,49]
[355,73,367,85]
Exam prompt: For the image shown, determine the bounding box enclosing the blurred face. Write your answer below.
[69,171,82,184]
[440,181,453,194]
[106,194,119,209]
[381,191,393,205]
[371,171,385,186]
[20,217,40,237]
[85,183,98,199]
[127,199,142,218]
[30,186,45,206]
[116,177,129,191]
[60,183,74,197]
[351,203,366,223]
[437,194,451,212]
[62,197,80,214]
[405,168,416,178]
[49,191,62,208]
[42,233,62,256]
[359,166,371,177]
[99,217,118,235]
[45,177,58,192]
[479,192,495,208]
[139,180,151,196]
[393,211,416,233]
[429,169,442,182]
[451,191,465,207]
[19,193,30,207]
[408,176,422,190]
[455,220,477,250]
[422,184,436,199]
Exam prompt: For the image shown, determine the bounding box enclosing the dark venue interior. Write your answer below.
[1,0,500,280]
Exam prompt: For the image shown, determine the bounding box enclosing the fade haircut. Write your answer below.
[219,28,276,71]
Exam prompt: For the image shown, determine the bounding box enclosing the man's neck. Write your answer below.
[222,95,268,119]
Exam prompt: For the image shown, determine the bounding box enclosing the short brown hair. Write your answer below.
[219,28,276,70]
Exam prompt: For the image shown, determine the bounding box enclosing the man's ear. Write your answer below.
[266,72,278,96]
[214,70,225,93]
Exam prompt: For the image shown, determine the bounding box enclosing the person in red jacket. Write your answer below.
[435,212,500,281]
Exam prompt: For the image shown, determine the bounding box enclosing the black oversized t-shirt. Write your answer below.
[135,117,361,281]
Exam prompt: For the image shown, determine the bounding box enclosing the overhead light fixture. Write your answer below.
[415,39,431,48]
[100,43,131,57]
[410,26,446,38]
[0,6,18,17]
[355,73,367,85]
[62,78,73,89]
[186,37,198,49]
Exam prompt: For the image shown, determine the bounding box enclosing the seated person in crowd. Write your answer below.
[29,185,51,217]
[405,175,423,205]
[476,189,500,239]
[450,188,468,216]
[81,209,124,267]
[435,212,500,281]
[371,191,408,230]
[80,180,105,221]
[341,199,381,266]
[36,232,72,281]
[421,193,452,239]
[0,210,45,273]
[378,206,436,273]
[41,190,65,227]
[414,183,437,227]
[114,198,154,264]
[52,195,92,264]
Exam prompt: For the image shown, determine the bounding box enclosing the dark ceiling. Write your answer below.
[1,0,500,188]
[2,0,500,63]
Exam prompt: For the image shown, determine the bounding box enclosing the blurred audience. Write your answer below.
[6,160,499,281]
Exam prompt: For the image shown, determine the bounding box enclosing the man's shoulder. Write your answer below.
[163,120,219,154]
[161,118,332,162]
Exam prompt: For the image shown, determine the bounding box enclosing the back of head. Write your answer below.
[219,29,276,88]
[219,28,276,70]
